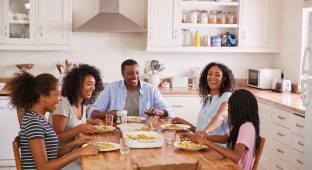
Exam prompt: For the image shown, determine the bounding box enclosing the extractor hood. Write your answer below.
[75,0,146,33]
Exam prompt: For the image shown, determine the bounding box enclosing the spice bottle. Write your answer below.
[194,31,200,47]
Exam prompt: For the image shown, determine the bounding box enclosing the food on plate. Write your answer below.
[128,116,141,121]
[126,134,157,141]
[164,124,183,130]
[96,125,114,131]
[178,141,208,149]
[135,126,149,131]
[96,143,116,151]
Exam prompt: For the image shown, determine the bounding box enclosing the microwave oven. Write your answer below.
[247,68,282,89]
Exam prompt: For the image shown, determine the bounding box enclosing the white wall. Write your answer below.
[271,0,304,84]
[0,0,274,82]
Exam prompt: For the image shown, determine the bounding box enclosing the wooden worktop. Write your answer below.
[160,87,305,116]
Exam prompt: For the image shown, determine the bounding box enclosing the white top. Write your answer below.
[52,97,87,133]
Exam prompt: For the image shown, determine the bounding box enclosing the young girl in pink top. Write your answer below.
[190,89,260,170]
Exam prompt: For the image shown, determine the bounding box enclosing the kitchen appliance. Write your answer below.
[272,71,292,92]
[301,7,312,170]
[247,68,282,89]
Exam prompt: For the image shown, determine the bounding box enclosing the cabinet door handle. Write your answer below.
[276,148,284,154]
[172,105,183,108]
[40,26,43,37]
[296,123,304,128]
[277,132,284,137]
[278,115,285,120]
[275,164,283,169]
[4,26,7,36]
[298,141,304,146]
[297,159,304,165]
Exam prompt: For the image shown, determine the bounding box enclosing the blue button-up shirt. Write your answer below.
[88,80,172,118]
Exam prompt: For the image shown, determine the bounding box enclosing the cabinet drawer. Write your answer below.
[290,114,304,136]
[271,156,291,170]
[272,107,291,128]
[272,139,291,162]
[291,149,304,170]
[291,133,304,153]
[272,123,291,145]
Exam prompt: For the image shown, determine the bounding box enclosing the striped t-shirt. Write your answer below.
[20,111,58,169]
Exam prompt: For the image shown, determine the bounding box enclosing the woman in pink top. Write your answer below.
[189,89,260,170]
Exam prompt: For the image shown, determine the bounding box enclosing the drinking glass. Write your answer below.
[150,116,158,131]
[120,110,128,124]
[106,114,114,126]
[120,138,130,154]
[164,130,176,144]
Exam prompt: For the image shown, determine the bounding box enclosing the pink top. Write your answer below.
[236,122,256,170]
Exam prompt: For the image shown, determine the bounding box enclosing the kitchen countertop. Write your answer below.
[160,87,305,116]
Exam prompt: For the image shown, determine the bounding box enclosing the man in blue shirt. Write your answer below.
[88,59,172,119]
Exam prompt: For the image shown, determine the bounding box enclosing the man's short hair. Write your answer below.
[121,59,138,74]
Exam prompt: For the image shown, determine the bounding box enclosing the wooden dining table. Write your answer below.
[80,118,241,170]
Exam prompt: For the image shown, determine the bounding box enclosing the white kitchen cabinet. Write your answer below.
[0,96,20,167]
[147,0,180,48]
[0,0,3,43]
[163,95,201,125]
[257,101,272,170]
[2,0,36,44]
[241,0,269,48]
[38,0,71,44]
[241,0,280,51]
[270,106,304,170]
[0,0,71,50]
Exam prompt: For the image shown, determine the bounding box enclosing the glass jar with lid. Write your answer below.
[227,11,236,24]
[200,10,208,24]
[182,10,188,23]
[189,10,198,23]
[181,29,191,46]
[208,11,217,24]
[217,11,226,24]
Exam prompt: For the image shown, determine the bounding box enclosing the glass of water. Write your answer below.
[120,138,130,154]
[164,130,176,144]
[150,116,158,131]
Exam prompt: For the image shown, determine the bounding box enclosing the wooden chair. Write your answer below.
[252,137,265,170]
[12,136,22,170]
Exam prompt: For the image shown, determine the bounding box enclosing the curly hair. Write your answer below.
[6,72,58,112]
[227,89,260,154]
[198,62,236,104]
[61,64,104,106]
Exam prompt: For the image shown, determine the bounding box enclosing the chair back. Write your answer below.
[12,136,22,170]
[252,136,265,170]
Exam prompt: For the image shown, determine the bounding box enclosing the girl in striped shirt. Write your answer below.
[6,72,99,170]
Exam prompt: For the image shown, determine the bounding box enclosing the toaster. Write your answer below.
[272,79,291,93]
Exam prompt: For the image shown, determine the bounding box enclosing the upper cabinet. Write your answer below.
[147,0,180,47]
[0,0,72,50]
[147,0,281,53]
[38,0,71,45]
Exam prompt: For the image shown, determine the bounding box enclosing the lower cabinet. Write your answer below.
[258,101,304,170]
[0,96,20,167]
[163,95,201,126]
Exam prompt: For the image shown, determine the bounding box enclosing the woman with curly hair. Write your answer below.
[172,62,236,136]
[189,89,260,170]
[5,72,99,169]
[51,64,104,144]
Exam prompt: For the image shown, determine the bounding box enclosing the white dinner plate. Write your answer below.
[127,116,146,122]
[160,124,191,131]
[123,131,160,142]
[94,125,115,133]
[82,142,120,152]
[117,123,148,132]
[173,141,208,151]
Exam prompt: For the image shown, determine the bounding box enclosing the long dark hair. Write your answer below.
[199,62,236,103]
[61,64,104,106]
[6,72,58,112]
[227,89,260,154]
